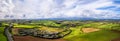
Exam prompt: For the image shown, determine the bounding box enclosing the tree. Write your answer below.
[0,23,2,27]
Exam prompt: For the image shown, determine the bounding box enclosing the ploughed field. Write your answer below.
[13,36,66,41]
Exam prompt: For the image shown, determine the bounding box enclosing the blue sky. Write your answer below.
[0,0,120,19]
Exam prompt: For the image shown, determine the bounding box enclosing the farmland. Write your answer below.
[0,20,120,41]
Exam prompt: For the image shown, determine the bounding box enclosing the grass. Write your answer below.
[14,25,37,28]
[38,26,64,32]
[79,30,120,41]
[4,20,120,41]
[63,27,120,41]
[63,26,82,40]
[0,27,7,41]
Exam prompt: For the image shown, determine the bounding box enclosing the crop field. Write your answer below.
[0,20,120,41]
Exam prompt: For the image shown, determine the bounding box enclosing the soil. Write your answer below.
[111,38,120,41]
[82,28,100,33]
[13,36,66,41]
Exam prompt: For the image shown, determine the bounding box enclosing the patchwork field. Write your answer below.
[0,20,120,41]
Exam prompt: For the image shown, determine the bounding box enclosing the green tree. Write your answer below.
[0,23,2,27]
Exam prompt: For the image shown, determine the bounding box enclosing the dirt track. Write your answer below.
[13,36,66,41]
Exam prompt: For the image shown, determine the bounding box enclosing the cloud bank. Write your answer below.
[0,0,120,19]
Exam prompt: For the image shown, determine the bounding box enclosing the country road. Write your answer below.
[4,23,14,41]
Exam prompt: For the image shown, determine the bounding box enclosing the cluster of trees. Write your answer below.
[0,23,2,27]
[18,28,71,39]
[110,24,120,31]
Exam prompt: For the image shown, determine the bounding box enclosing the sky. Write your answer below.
[0,0,120,19]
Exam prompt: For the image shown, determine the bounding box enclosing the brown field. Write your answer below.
[13,36,66,41]
[112,38,120,41]
[12,28,21,35]
[82,28,100,33]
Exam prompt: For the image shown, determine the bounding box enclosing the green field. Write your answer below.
[64,27,120,41]
[0,27,7,41]
[0,20,120,41]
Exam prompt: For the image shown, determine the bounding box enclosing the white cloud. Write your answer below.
[0,0,120,19]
